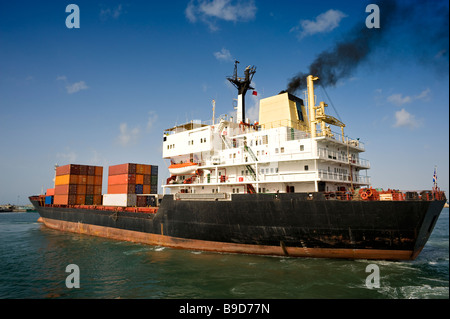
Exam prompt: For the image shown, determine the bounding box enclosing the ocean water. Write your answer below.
[0,209,448,300]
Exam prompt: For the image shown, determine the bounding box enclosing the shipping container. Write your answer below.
[143,174,151,185]
[94,166,103,176]
[136,174,144,184]
[79,165,88,175]
[108,184,135,194]
[54,194,77,205]
[56,164,80,176]
[108,163,136,175]
[46,188,55,196]
[45,196,54,205]
[55,184,77,195]
[102,194,137,207]
[93,195,102,205]
[108,174,136,185]
[55,174,78,185]
[151,175,158,184]
[143,165,151,175]
[76,195,85,205]
[94,185,102,195]
[85,195,94,205]
[136,164,144,174]
[78,175,87,185]
[136,195,147,207]
[94,175,102,186]
[76,184,87,195]
[151,165,158,175]
[87,175,95,185]
[135,184,143,194]
[143,185,150,194]
[87,166,96,176]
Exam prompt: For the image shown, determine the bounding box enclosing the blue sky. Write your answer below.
[0,0,448,205]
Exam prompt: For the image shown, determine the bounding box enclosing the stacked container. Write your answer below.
[53,164,103,205]
[104,163,158,207]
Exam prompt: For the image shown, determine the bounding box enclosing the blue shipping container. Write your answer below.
[45,196,54,205]
[135,184,143,194]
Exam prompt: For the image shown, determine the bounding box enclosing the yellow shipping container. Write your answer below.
[55,174,78,186]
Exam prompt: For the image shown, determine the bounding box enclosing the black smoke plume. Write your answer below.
[287,0,449,93]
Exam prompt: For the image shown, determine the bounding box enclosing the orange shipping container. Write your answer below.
[108,174,136,185]
[143,165,151,175]
[76,185,87,195]
[86,185,94,195]
[109,163,136,176]
[143,185,150,194]
[46,188,55,196]
[136,164,144,174]
[136,174,144,184]
[94,185,102,195]
[94,175,102,186]
[54,194,77,205]
[93,195,102,205]
[87,176,95,185]
[108,184,135,194]
[55,184,77,195]
[76,195,85,205]
[56,164,80,176]
[95,166,103,176]
[77,175,87,185]
[55,174,78,186]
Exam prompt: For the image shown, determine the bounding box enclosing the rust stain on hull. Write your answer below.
[40,217,414,260]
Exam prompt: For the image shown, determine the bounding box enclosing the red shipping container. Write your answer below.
[76,195,85,205]
[79,165,88,175]
[108,184,135,194]
[46,188,55,196]
[55,184,77,195]
[87,166,96,176]
[143,174,151,185]
[56,164,81,176]
[108,163,136,176]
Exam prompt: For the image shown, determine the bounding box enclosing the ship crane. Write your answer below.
[227,60,256,123]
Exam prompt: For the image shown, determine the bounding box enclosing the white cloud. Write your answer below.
[56,148,77,163]
[387,88,431,106]
[147,111,158,130]
[387,93,412,106]
[57,75,88,94]
[291,9,347,40]
[117,123,140,146]
[186,0,256,31]
[100,4,123,20]
[214,48,233,62]
[394,108,420,129]
[66,81,88,94]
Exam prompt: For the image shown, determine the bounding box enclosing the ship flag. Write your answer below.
[252,90,258,96]
[433,166,437,187]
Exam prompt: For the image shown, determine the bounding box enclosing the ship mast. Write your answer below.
[227,60,256,123]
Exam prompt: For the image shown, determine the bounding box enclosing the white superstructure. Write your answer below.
[162,71,370,196]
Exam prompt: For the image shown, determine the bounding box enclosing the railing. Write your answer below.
[317,148,370,168]
[318,169,370,184]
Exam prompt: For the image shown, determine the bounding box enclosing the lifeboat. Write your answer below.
[168,162,199,175]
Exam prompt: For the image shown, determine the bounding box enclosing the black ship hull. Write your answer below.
[30,193,445,260]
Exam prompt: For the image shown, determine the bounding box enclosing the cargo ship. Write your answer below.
[30,62,446,260]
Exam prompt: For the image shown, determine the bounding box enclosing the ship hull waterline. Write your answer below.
[31,193,445,261]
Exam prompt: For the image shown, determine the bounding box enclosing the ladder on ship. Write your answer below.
[243,140,258,181]
[218,120,232,149]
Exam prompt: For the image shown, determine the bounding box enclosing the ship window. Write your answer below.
[271,168,274,173]
[280,147,285,153]
[275,148,279,153]
[276,168,278,173]
[300,145,304,151]
[296,104,304,121]
[236,188,239,193]
[304,165,309,171]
